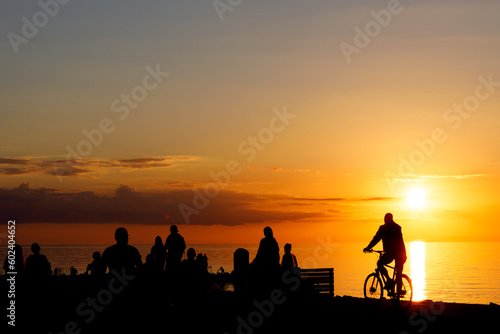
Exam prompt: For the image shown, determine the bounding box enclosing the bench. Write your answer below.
[300,268,334,297]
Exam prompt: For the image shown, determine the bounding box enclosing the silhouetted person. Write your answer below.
[3,243,24,275]
[253,226,280,267]
[164,225,186,272]
[196,253,209,273]
[281,243,298,271]
[25,243,51,278]
[150,235,166,272]
[364,213,407,297]
[181,248,200,276]
[102,227,142,275]
[143,253,156,275]
[70,266,78,276]
[180,248,208,294]
[86,251,106,279]
[251,226,280,290]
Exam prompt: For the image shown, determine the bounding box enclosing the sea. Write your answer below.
[2,242,499,305]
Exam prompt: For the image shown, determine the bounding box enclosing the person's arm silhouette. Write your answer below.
[364,226,383,252]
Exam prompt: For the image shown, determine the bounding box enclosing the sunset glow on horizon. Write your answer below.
[1,1,500,246]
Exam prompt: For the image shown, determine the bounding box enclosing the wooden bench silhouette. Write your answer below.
[300,268,334,297]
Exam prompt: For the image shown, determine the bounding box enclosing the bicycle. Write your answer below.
[363,250,412,308]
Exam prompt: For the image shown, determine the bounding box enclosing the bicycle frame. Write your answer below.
[364,250,412,307]
[371,251,399,297]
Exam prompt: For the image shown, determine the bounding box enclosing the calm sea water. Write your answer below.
[2,242,499,305]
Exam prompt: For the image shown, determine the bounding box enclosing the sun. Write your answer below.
[407,189,427,208]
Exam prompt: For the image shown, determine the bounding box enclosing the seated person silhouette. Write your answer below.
[164,225,186,272]
[253,226,280,267]
[86,251,106,279]
[181,248,208,293]
[196,253,209,273]
[281,243,298,271]
[181,248,200,275]
[25,243,51,278]
[3,243,24,275]
[363,213,407,296]
[102,227,143,275]
[143,253,156,275]
[251,226,280,289]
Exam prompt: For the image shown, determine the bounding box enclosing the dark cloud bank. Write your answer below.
[0,183,327,226]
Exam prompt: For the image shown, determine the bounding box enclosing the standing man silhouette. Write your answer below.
[102,227,143,275]
[164,225,186,272]
[364,213,407,297]
[25,243,51,278]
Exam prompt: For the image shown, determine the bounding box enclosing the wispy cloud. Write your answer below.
[414,174,487,180]
[272,167,313,173]
[383,173,487,183]
[0,155,197,177]
[362,197,398,201]
[282,196,397,202]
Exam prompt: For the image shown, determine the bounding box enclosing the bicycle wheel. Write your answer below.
[364,273,383,302]
[398,274,413,308]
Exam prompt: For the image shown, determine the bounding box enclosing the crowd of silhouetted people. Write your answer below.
[2,224,306,334]
[3,224,300,296]
[3,225,209,279]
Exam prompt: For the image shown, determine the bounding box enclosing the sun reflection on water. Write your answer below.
[410,241,426,301]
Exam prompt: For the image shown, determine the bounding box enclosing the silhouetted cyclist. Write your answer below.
[363,213,407,296]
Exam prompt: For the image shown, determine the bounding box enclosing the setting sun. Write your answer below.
[407,189,427,209]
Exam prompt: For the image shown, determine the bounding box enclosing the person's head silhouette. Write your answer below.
[263,226,273,238]
[146,253,154,264]
[170,225,178,234]
[384,213,394,224]
[154,235,163,247]
[187,248,196,260]
[31,243,41,255]
[92,251,101,260]
[115,227,129,245]
[284,243,292,253]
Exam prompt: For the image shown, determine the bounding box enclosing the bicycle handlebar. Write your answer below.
[365,250,384,254]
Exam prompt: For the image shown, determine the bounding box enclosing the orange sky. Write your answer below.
[1,1,500,245]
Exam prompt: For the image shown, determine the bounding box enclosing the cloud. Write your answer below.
[279,196,397,202]
[384,173,487,183]
[362,197,398,201]
[272,167,312,173]
[0,155,196,177]
[414,174,487,180]
[288,197,346,202]
[0,167,31,175]
[0,183,327,226]
[0,158,31,165]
